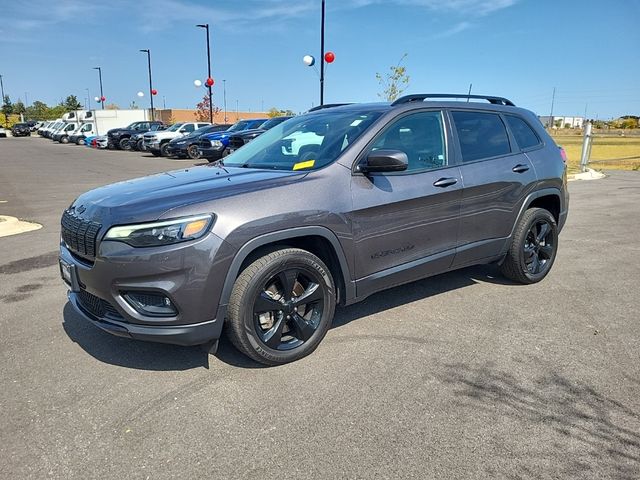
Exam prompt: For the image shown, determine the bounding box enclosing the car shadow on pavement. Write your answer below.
[61,264,519,371]
[436,361,640,478]
[332,264,518,329]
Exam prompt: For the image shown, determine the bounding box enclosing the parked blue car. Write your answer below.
[197,118,268,162]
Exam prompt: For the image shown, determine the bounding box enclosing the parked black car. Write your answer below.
[224,116,293,156]
[11,123,32,137]
[130,123,167,151]
[197,118,269,162]
[165,124,232,159]
[107,121,164,150]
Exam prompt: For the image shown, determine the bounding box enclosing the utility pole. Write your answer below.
[85,88,90,110]
[93,67,104,109]
[320,0,326,106]
[236,99,239,120]
[467,83,472,102]
[196,24,214,123]
[0,75,6,127]
[140,49,155,121]
[24,92,29,108]
[548,87,556,128]
[223,79,227,122]
[163,96,166,109]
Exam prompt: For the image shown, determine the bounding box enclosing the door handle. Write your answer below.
[512,164,530,173]
[433,177,458,188]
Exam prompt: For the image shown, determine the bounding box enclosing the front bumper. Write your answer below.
[59,233,232,346]
[198,145,225,160]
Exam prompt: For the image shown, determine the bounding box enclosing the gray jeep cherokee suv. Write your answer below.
[60,94,569,365]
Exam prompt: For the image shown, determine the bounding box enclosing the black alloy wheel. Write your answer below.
[500,207,558,284]
[226,248,336,365]
[119,137,131,150]
[253,269,325,350]
[187,144,200,159]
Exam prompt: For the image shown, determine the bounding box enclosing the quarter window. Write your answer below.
[451,111,511,162]
[369,111,447,172]
[505,115,540,150]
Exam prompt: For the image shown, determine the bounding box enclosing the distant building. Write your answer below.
[155,109,269,125]
[538,115,584,129]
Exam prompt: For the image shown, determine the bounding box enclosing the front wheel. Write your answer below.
[187,144,200,159]
[500,207,558,284]
[76,137,85,145]
[226,248,336,365]
[60,135,69,144]
[119,137,131,150]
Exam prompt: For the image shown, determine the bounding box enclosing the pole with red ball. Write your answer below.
[140,49,155,121]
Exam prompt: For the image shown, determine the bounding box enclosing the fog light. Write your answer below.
[123,292,177,317]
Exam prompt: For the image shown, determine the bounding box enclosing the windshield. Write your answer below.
[188,125,213,137]
[166,123,184,132]
[222,110,382,171]
[260,117,290,130]
[227,121,252,132]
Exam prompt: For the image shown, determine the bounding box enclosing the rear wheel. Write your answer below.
[76,137,85,145]
[226,248,336,365]
[60,135,69,144]
[136,139,145,151]
[160,142,170,157]
[501,207,558,284]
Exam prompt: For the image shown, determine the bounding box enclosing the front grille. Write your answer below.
[198,139,212,148]
[228,136,245,149]
[78,289,123,320]
[61,210,101,259]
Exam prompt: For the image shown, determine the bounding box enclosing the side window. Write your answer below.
[505,115,540,150]
[369,111,447,172]
[182,124,195,133]
[198,123,209,129]
[82,124,92,132]
[138,122,149,130]
[451,111,511,162]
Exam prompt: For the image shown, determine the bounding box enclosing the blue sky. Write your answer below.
[1,0,638,119]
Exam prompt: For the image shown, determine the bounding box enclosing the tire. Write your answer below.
[226,248,336,366]
[60,135,69,144]
[136,139,145,151]
[187,144,200,159]
[76,137,85,145]
[150,149,161,157]
[160,142,170,157]
[119,137,131,150]
[500,207,558,284]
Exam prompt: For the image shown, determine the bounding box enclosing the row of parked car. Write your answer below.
[35,115,293,162]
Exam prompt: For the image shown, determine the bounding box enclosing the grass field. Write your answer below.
[550,134,640,173]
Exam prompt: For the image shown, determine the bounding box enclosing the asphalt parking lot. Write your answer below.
[1,137,639,479]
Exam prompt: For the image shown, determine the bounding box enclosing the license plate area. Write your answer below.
[59,259,80,292]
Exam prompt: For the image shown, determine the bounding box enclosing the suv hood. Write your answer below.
[71,165,305,226]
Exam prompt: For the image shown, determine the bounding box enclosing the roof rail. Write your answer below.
[391,94,515,107]
[308,103,353,112]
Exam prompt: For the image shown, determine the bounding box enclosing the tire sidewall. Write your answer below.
[160,142,170,156]
[518,210,558,282]
[238,254,335,364]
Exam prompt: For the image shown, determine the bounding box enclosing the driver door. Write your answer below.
[349,110,462,295]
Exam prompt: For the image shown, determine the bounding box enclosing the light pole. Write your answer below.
[85,88,90,110]
[196,23,214,124]
[93,67,104,109]
[140,49,155,121]
[0,75,6,127]
[223,79,227,122]
[320,0,325,106]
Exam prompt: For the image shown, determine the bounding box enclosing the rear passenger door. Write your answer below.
[350,110,462,293]
[449,110,538,267]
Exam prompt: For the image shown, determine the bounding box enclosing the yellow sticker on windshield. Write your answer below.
[293,159,315,171]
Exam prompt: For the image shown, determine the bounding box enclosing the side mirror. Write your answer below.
[358,149,408,173]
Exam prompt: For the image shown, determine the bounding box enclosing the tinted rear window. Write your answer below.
[451,111,511,162]
[505,115,541,150]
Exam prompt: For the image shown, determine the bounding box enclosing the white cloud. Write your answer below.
[434,21,473,38]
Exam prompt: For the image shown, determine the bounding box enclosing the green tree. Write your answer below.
[376,54,410,101]
[267,108,295,118]
[105,103,120,110]
[13,100,26,115]
[25,100,49,120]
[1,95,13,126]
[64,95,83,111]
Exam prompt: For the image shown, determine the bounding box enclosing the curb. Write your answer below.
[567,168,606,182]
[0,215,43,238]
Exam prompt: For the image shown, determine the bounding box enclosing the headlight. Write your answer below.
[175,141,186,145]
[211,140,223,148]
[104,214,214,247]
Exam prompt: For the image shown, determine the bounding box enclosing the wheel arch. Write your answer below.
[512,188,562,235]
[216,227,354,323]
